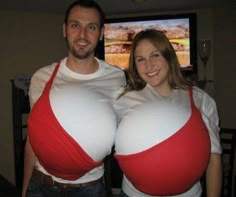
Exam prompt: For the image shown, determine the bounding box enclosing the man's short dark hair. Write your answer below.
[64,0,105,28]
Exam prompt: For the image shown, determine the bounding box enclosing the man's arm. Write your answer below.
[22,137,36,197]
[206,153,222,197]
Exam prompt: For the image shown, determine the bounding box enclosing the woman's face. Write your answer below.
[134,39,171,94]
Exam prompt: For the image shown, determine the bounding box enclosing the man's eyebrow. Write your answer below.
[67,19,79,23]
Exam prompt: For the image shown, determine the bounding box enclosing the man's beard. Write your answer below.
[71,46,93,59]
[66,38,97,59]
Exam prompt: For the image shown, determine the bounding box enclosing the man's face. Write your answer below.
[63,6,104,59]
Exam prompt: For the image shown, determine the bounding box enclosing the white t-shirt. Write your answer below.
[29,57,126,184]
[114,84,222,197]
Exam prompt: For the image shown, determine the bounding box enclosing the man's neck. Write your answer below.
[66,55,99,74]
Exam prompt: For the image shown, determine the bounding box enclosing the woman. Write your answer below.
[114,29,222,197]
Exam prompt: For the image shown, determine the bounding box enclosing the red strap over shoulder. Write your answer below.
[28,62,102,180]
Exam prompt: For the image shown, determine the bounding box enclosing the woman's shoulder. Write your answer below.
[192,86,214,100]
[191,85,216,111]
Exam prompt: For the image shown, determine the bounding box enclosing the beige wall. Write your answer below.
[213,5,236,127]
[0,10,67,183]
[0,2,235,184]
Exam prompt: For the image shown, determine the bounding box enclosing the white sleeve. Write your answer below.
[29,64,56,108]
[193,87,222,154]
[28,73,45,108]
[114,88,127,124]
[113,89,144,124]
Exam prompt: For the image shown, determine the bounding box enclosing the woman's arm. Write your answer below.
[22,137,36,197]
[193,88,223,197]
[206,153,222,197]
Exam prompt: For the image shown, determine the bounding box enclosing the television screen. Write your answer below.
[103,14,197,73]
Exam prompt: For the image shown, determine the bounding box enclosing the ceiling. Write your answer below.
[0,0,233,16]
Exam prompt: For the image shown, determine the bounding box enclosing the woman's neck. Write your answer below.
[154,84,172,97]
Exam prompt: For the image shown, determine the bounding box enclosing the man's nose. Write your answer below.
[78,27,86,38]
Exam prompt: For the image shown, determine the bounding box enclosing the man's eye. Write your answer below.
[71,23,79,28]
[88,25,97,31]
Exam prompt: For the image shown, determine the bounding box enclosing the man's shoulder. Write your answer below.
[98,59,126,82]
[32,62,58,79]
[99,58,124,72]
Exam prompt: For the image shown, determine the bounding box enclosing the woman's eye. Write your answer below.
[136,58,145,63]
[151,53,160,59]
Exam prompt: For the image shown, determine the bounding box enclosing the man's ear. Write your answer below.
[99,26,105,41]
[63,23,66,38]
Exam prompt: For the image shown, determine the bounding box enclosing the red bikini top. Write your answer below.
[28,63,102,180]
[115,88,210,196]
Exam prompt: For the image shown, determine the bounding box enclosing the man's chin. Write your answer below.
[72,50,92,59]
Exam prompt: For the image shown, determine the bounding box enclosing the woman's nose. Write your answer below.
[145,58,154,70]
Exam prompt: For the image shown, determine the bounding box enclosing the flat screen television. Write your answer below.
[99,13,197,74]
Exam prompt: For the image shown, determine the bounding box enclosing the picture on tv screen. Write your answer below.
[104,14,197,72]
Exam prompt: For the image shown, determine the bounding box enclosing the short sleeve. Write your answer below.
[193,87,222,154]
[28,64,56,108]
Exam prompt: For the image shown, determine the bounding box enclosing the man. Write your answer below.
[22,0,126,196]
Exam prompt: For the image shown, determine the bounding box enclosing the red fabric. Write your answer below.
[115,88,210,195]
[28,63,102,180]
